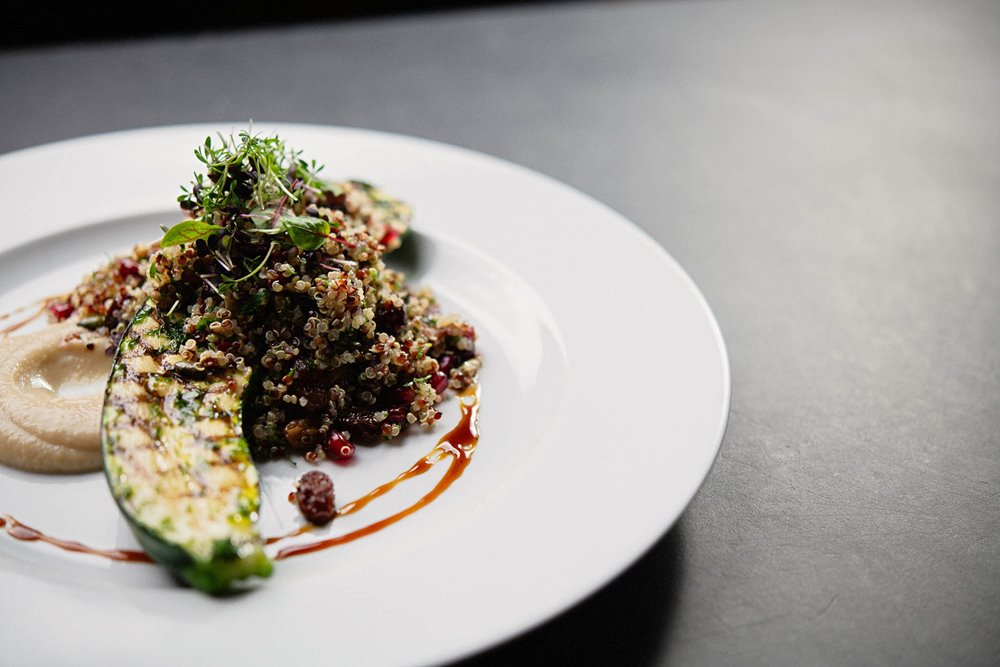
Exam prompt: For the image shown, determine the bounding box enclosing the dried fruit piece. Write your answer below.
[296,470,336,525]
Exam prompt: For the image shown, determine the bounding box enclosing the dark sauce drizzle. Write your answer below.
[275,383,480,560]
[0,385,480,565]
[0,514,152,563]
[0,298,53,335]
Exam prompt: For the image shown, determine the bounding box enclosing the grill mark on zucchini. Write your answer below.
[102,301,272,593]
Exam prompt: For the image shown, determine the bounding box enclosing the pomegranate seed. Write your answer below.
[48,302,74,321]
[431,371,448,394]
[438,354,454,374]
[324,432,355,461]
[118,258,141,279]
[393,386,415,403]
[380,227,399,247]
[387,407,407,423]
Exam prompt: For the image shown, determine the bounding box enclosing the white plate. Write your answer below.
[0,124,729,666]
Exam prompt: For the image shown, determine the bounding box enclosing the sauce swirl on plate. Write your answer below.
[0,385,480,566]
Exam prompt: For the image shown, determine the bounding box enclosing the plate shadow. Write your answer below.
[456,522,687,665]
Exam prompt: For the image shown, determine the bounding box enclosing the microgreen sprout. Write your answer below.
[163,129,328,251]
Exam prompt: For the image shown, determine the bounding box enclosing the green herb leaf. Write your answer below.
[162,219,222,247]
[178,128,334,227]
[219,241,278,290]
[244,226,285,236]
[281,215,330,251]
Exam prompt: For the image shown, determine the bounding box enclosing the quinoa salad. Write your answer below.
[49,131,480,465]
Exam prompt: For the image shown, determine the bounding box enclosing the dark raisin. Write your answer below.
[233,179,254,200]
[295,471,336,525]
[298,386,329,413]
[320,191,347,211]
[387,406,408,424]
[284,419,319,450]
[337,408,381,442]
[374,302,407,334]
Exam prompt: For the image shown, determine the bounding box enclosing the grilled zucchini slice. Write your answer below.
[102,302,272,593]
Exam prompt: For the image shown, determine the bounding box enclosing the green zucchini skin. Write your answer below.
[101,302,272,594]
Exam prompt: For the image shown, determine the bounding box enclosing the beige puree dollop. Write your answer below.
[0,322,112,473]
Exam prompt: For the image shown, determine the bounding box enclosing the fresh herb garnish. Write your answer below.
[161,219,222,248]
[243,213,332,251]
[167,128,328,252]
[178,130,324,217]
[279,216,331,251]
[219,241,278,293]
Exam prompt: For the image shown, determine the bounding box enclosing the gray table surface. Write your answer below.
[2,0,998,664]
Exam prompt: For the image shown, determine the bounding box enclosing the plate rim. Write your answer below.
[0,122,731,666]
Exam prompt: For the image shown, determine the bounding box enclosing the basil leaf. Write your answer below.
[161,219,221,247]
[281,215,330,251]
